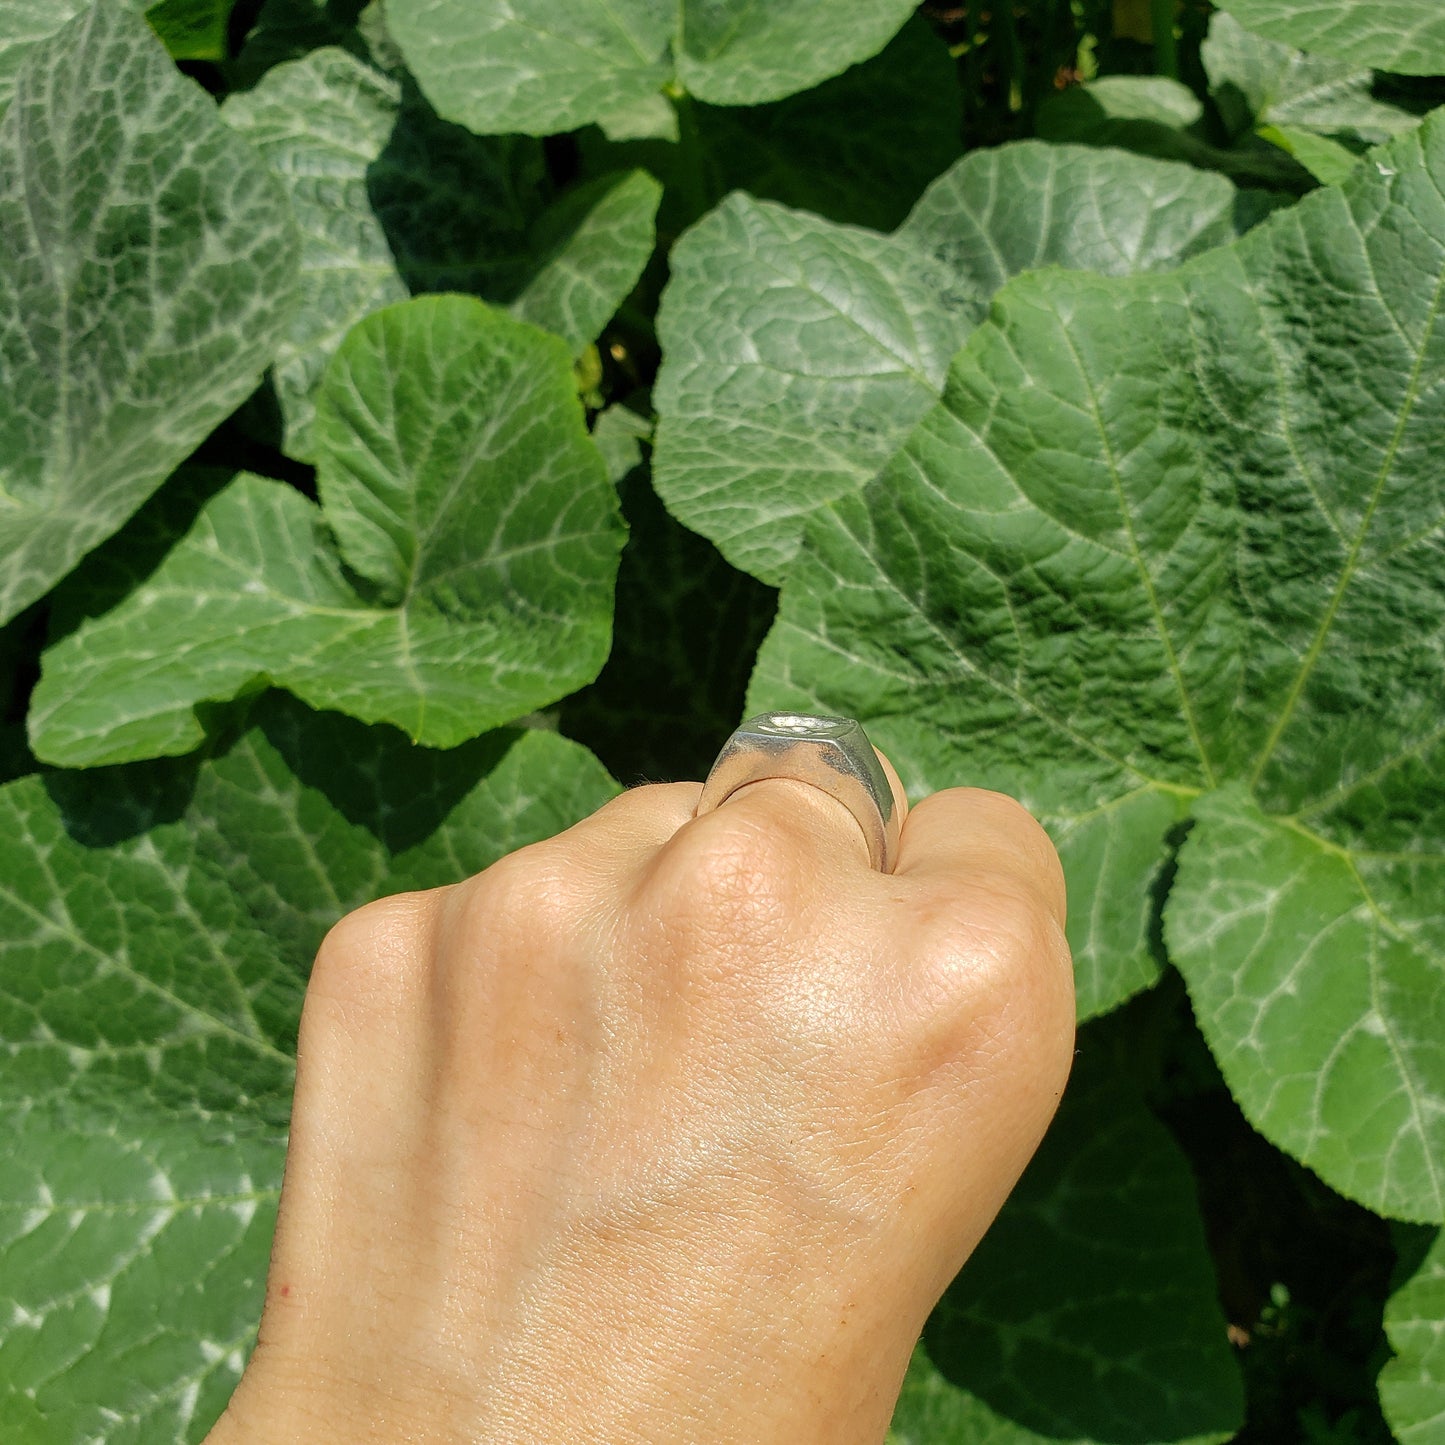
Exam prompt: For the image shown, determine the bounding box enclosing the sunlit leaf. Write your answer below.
[0,2,299,626]
[30,298,625,765]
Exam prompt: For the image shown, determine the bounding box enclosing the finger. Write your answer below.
[875,748,910,832]
[550,780,704,876]
[893,787,1067,925]
[686,740,908,876]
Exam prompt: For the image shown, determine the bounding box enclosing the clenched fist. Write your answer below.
[205,759,1074,1444]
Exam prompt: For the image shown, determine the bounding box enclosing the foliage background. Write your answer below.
[0,1,1442,1441]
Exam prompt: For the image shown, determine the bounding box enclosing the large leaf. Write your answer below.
[29,297,626,767]
[1168,793,1445,1223]
[1036,75,1315,192]
[0,2,300,629]
[1203,12,1419,184]
[385,0,917,137]
[1218,0,1445,77]
[223,47,659,460]
[0,1,92,116]
[654,141,1250,586]
[751,115,1445,1219]
[583,15,964,236]
[886,1050,1242,1445]
[1381,1226,1445,1442]
[0,693,617,1442]
[1204,13,1418,144]
[691,15,961,234]
[145,0,233,60]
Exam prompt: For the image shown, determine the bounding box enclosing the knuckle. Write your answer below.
[646,811,800,947]
[905,875,1075,1051]
[458,837,585,946]
[977,877,1068,974]
[313,891,433,982]
[305,890,439,1031]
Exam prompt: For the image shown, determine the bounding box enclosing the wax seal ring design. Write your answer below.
[695,711,901,873]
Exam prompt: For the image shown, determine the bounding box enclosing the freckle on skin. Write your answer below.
[280,1284,290,1298]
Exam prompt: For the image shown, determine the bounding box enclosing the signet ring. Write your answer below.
[694,712,901,873]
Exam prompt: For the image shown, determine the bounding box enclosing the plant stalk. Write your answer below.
[1151,0,1179,78]
[666,84,714,228]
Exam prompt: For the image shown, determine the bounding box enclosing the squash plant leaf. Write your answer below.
[1381,1225,1445,1441]
[508,169,662,351]
[0,1,96,116]
[0,1,300,629]
[145,0,234,61]
[1168,792,1445,1224]
[887,1052,1242,1445]
[384,0,918,137]
[1203,12,1419,184]
[752,115,1445,1219]
[223,47,659,460]
[655,141,1251,587]
[1218,0,1445,77]
[690,15,961,234]
[1035,74,1315,191]
[1203,12,1418,146]
[583,15,964,235]
[29,296,626,767]
[0,692,618,1443]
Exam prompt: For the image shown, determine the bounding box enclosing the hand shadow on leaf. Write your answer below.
[44,750,204,848]
[256,691,519,855]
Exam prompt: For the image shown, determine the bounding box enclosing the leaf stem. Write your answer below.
[666,84,714,229]
[1150,0,1179,79]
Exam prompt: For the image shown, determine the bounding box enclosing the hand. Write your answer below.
[205,760,1074,1444]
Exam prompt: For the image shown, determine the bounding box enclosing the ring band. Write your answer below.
[695,712,901,873]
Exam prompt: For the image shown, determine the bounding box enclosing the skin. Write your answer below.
[205,756,1075,1444]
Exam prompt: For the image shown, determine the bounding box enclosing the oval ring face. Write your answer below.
[694,711,900,872]
[752,712,856,741]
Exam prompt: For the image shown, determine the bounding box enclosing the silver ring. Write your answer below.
[695,712,901,873]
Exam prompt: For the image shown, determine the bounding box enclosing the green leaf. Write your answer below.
[385,0,917,136]
[1217,0,1445,77]
[589,402,653,487]
[654,140,1250,586]
[145,0,233,61]
[653,196,965,589]
[1204,12,1419,146]
[1167,790,1445,1222]
[752,115,1445,1217]
[0,693,618,1442]
[1037,75,1315,191]
[1202,8,1420,186]
[886,1051,1242,1445]
[0,2,300,628]
[1259,124,1367,185]
[1201,11,1421,187]
[223,47,659,460]
[1381,1226,1445,1442]
[509,170,663,351]
[689,15,964,234]
[0,1,93,116]
[29,296,626,766]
